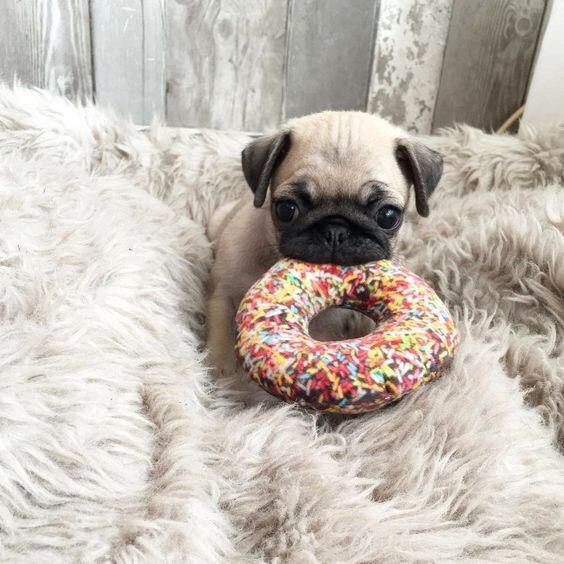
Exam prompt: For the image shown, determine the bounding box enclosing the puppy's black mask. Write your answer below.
[241,130,443,266]
[273,195,396,265]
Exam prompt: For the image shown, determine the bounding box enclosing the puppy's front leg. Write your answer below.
[206,289,238,375]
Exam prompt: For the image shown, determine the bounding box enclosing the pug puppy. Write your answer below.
[206,111,442,374]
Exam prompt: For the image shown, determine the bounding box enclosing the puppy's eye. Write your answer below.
[275,200,298,223]
[376,205,402,230]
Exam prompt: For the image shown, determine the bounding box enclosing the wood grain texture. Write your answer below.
[284,0,380,120]
[91,0,165,124]
[0,0,92,102]
[433,0,546,132]
[166,0,288,131]
[367,0,453,134]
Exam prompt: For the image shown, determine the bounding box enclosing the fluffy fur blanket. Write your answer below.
[0,85,562,563]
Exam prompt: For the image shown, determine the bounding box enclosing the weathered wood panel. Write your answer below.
[0,0,549,131]
[0,0,92,103]
[166,0,288,131]
[433,0,546,132]
[284,0,380,120]
[91,0,165,124]
[367,0,453,134]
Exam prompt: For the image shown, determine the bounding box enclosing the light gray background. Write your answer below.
[0,0,549,133]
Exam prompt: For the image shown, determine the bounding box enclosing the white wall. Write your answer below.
[523,0,564,125]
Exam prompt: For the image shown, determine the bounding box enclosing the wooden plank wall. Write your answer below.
[433,0,546,131]
[368,0,453,134]
[91,0,165,124]
[284,0,380,120]
[0,0,550,134]
[0,0,93,103]
[165,0,288,131]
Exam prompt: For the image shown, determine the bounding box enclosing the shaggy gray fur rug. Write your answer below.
[0,86,563,562]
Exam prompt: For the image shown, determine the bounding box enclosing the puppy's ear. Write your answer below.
[242,131,291,208]
[396,139,443,217]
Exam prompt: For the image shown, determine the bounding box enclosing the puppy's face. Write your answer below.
[242,112,443,265]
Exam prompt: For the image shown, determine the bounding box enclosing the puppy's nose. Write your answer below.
[322,222,350,247]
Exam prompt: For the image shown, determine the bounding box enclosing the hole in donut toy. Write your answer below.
[308,306,376,342]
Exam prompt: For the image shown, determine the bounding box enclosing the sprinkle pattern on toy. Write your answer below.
[235,259,459,414]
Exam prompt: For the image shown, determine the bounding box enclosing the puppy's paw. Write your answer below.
[341,309,376,339]
[206,348,239,377]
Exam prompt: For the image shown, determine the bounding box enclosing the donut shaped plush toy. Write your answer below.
[235,259,458,414]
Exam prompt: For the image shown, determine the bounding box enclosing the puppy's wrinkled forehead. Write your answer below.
[273,111,408,202]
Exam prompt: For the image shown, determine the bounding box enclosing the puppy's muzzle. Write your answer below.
[321,219,350,249]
